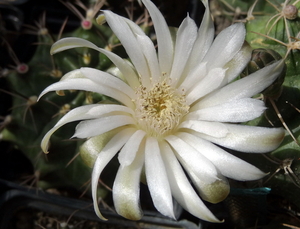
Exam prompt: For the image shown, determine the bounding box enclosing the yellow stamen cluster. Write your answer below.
[134,79,189,138]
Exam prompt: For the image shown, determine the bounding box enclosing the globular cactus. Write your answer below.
[1,0,300,227]
[212,0,300,225]
[0,0,126,197]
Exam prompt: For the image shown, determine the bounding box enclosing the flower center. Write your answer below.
[134,79,189,138]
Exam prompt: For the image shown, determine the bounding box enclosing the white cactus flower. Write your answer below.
[39,0,285,223]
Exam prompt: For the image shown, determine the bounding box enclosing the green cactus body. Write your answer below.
[219,0,300,215]
[0,10,116,196]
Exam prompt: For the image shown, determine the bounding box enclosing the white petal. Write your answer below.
[113,143,145,220]
[38,69,83,99]
[160,141,221,222]
[183,2,214,74]
[165,135,228,203]
[187,98,266,122]
[186,68,227,105]
[123,17,149,36]
[80,67,136,99]
[177,132,266,181]
[87,104,134,116]
[142,0,174,75]
[103,10,150,85]
[170,16,198,84]
[194,124,285,153]
[194,60,285,109]
[73,115,135,138]
[136,35,161,84]
[178,120,228,138]
[41,104,98,153]
[79,130,120,168]
[39,78,134,108]
[50,37,140,88]
[145,137,175,219]
[203,23,245,69]
[179,62,207,92]
[59,69,85,81]
[124,17,161,83]
[40,104,133,153]
[92,128,135,220]
[118,129,146,166]
[223,42,252,84]
[191,0,215,62]
[165,135,219,184]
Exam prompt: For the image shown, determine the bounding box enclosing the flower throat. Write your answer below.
[134,79,189,138]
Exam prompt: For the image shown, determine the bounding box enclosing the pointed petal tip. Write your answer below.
[50,40,61,55]
[257,170,269,179]
[197,211,223,223]
[92,187,109,221]
[41,136,50,154]
[195,211,224,223]
[41,146,48,154]
[200,212,224,223]
[50,38,76,55]
[37,94,43,102]
[210,218,224,224]
[94,204,108,221]
[50,37,98,55]
[38,88,50,101]
[266,127,285,151]
[253,169,269,180]
[240,168,268,181]
[158,209,176,221]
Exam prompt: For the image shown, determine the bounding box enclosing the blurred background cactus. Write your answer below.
[1,0,300,228]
